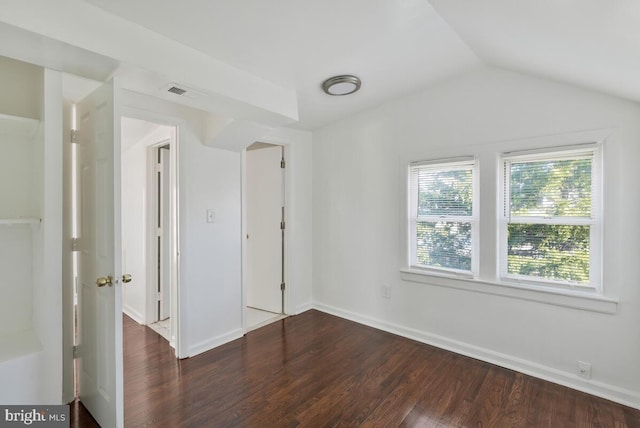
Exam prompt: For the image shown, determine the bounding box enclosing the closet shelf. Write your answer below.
[0,217,41,226]
[0,330,42,363]
[0,113,40,138]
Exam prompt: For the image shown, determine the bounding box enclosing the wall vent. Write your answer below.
[161,82,207,99]
[167,86,187,96]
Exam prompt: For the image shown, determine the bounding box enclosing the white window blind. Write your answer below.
[501,146,601,289]
[409,158,476,275]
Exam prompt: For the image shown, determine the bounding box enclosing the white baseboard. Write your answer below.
[313,301,640,410]
[294,301,313,315]
[123,305,145,325]
[187,329,243,358]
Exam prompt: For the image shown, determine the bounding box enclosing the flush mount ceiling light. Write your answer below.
[322,75,361,96]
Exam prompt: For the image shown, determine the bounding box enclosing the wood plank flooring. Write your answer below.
[71,310,640,427]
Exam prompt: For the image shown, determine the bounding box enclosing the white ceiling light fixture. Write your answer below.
[322,75,362,96]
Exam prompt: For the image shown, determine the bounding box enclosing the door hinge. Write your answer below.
[281,159,286,168]
[280,282,286,291]
[73,345,80,359]
[280,221,286,230]
[70,129,79,144]
[157,292,162,302]
[71,237,80,252]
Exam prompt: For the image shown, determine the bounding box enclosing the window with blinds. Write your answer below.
[409,158,477,275]
[501,146,601,289]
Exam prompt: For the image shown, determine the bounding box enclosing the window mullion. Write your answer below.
[508,216,595,226]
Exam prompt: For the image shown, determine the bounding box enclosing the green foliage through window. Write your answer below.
[416,221,472,271]
[504,151,594,284]
[411,160,475,272]
[509,158,592,217]
[418,169,472,216]
[507,224,590,283]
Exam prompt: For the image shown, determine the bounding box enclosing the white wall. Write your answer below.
[0,55,42,120]
[312,66,640,408]
[179,139,243,356]
[121,122,173,324]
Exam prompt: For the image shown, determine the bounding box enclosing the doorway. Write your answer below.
[121,117,178,347]
[149,144,171,340]
[245,142,287,331]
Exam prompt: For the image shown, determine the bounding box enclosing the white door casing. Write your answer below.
[76,80,124,428]
[246,145,283,314]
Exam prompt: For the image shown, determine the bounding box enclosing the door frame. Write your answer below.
[121,106,183,358]
[241,141,291,333]
[145,140,173,328]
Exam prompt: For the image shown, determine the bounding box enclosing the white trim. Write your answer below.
[400,268,617,314]
[312,302,639,410]
[294,302,313,315]
[122,305,145,326]
[502,142,598,159]
[187,329,243,358]
[411,156,475,168]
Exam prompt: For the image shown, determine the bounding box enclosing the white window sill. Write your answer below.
[400,268,618,314]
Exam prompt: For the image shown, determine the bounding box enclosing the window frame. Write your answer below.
[408,157,479,277]
[498,144,602,293]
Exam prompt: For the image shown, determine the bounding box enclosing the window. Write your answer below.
[409,158,477,275]
[500,146,601,290]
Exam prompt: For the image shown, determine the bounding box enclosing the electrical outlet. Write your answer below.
[577,361,592,379]
[381,285,391,299]
[206,209,216,223]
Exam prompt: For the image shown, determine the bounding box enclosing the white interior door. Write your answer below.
[246,145,283,313]
[76,80,123,428]
[159,146,171,321]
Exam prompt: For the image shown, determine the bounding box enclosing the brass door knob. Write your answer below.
[96,275,113,287]
[122,274,132,283]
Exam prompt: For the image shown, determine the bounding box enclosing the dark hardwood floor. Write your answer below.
[71,310,640,427]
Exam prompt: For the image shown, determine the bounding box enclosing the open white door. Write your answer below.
[246,145,284,314]
[76,80,124,428]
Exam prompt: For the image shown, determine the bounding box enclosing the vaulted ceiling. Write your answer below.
[429,0,640,107]
[82,0,640,130]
